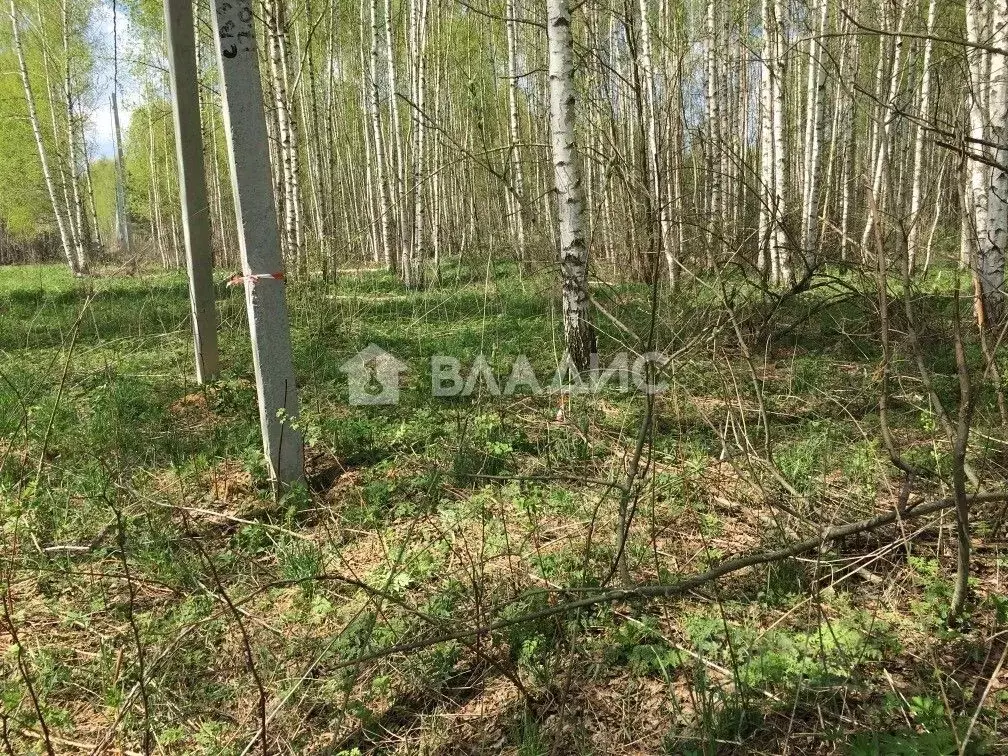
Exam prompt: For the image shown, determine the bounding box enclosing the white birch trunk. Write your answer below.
[758,0,774,276]
[264,0,303,268]
[148,113,166,266]
[61,0,88,272]
[78,115,102,250]
[403,0,428,288]
[705,0,721,266]
[771,0,789,283]
[861,0,909,259]
[112,92,131,256]
[982,0,1008,323]
[548,0,595,368]
[799,0,829,266]
[505,0,527,259]
[907,0,938,269]
[9,0,78,275]
[968,0,990,282]
[368,0,395,270]
[635,0,668,281]
[384,0,408,263]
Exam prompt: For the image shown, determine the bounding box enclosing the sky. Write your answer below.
[86,1,137,159]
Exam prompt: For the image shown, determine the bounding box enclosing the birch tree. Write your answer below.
[548,0,595,368]
[759,0,789,284]
[404,0,429,289]
[368,0,395,271]
[61,0,89,272]
[982,0,1008,324]
[966,0,990,295]
[263,0,304,269]
[505,0,527,260]
[8,0,79,275]
[633,0,665,280]
[799,0,829,265]
[907,0,937,268]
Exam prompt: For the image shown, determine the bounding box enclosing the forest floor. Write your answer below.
[0,260,1006,755]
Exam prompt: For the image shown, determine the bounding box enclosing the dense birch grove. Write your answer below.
[0,0,1003,307]
[7,0,1008,750]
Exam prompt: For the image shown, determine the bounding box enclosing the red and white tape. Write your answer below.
[225,271,286,287]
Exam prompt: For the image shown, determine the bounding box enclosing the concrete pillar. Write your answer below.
[209,0,304,483]
[164,0,220,383]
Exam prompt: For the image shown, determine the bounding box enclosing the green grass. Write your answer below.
[0,261,1005,754]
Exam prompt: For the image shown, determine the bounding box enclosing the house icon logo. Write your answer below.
[339,344,409,405]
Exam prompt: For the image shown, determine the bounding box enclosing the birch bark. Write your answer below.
[758,0,774,277]
[369,0,395,270]
[635,0,666,280]
[772,0,790,283]
[264,0,303,268]
[112,92,131,256]
[967,0,990,286]
[548,0,595,368]
[61,0,88,272]
[799,0,829,265]
[705,0,721,267]
[982,0,1008,323]
[907,0,937,269]
[505,0,527,259]
[9,0,78,275]
[403,0,429,288]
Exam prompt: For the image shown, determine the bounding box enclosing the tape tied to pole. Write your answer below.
[226,272,286,287]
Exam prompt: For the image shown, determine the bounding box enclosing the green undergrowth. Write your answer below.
[0,261,1005,754]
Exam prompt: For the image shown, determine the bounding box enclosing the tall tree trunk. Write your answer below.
[148,111,167,266]
[760,0,789,284]
[38,0,80,267]
[505,0,527,260]
[404,0,428,289]
[384,0,408,265]
[799,0,828,268]
[78,115,102,251]
[861,0,909,261]
[982,0,1008,324]
[839,25,858,263]
[61,0,88,272]
[294,5,326,264]
[264,0,303,270]
[772,0,790,284]
[368,0,395,271]
[633,0,665,282]
[758,0,774,278]
[9,0,78,275]
[967,0,991,292]
[907,0,938,269]
[112,92,131,258]
[548,0,595,369]
[705,0,721,268]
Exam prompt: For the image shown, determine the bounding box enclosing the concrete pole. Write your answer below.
[164,0,220,384]
[209,0,304,483]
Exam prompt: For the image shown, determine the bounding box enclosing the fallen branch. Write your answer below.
[268,491,1008,674]
[20,729,144,756]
